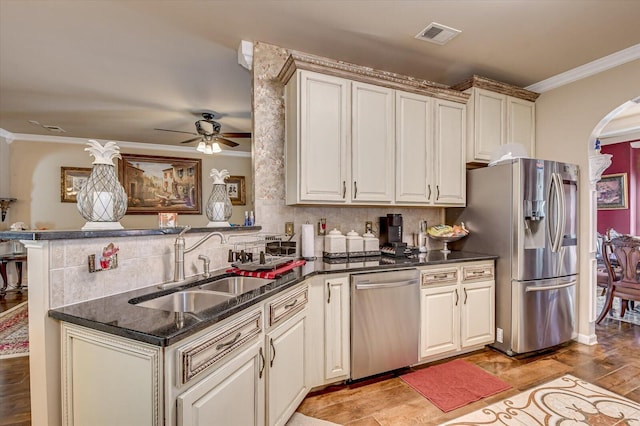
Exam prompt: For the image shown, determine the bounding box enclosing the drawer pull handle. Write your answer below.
[354,181,358,198]
[464,288,468,304]
[215,332,241,351]
[436,185,440,200]
[343,181,346,199]
[455,289,459,306]
[433,274,451,279]
[270,338,276,367]
[327,282,331,304]
[259,347,265,379]
[284,299,298,310]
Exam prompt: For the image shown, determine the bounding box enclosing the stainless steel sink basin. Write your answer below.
[199,276,274,295]
[135,290,233,313]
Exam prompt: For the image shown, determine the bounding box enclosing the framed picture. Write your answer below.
[118,154,202,214]
[226,176,246,206]
[596,173,628,210]
[60,167,92,203]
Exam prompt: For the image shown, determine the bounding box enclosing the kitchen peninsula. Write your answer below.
[0,227,495,426]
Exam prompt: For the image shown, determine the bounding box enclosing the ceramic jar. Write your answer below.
[346,230,365,257]
[324,228,347,258]
[362,231,380,254]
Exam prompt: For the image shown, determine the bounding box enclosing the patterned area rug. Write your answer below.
[401,359,511,412]
[0,301,29,359]
[443,375,640,425]
[596,294,640,325]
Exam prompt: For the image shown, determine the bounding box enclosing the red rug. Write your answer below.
[400,359,511,412]
[0,301,29,359]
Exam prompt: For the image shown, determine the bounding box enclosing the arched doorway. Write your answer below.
[587,97,640,333]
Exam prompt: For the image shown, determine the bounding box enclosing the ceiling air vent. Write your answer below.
[415,22,461,45]
[43,125,66,133]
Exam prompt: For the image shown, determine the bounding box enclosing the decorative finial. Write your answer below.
[85,140,122,165]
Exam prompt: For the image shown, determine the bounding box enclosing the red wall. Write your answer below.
[597,141,638,235]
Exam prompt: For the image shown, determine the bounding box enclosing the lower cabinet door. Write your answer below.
[420,285,459,358]
[267,312,308,426]
[177,341,265,426]
[461,280,495,348]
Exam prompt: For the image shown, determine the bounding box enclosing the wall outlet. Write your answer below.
[496,327,504,343]
[365,221,372,234]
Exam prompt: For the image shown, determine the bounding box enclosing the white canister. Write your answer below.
[362,231,380,253]
[324,229,346,255]
[346,230,364,255]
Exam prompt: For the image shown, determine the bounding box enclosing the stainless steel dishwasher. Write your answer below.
[351,268,420,380]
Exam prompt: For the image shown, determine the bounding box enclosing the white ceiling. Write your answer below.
[1,0,640,152]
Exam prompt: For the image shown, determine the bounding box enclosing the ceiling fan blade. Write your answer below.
[154,128,198,135]
[180,137,202,144]
[220,132,252,138]
[214,137,240,147]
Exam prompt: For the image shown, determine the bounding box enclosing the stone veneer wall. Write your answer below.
[251,41,444,255]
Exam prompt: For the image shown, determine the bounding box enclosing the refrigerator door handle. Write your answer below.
[525,281,575,292]
[548,173,564,252]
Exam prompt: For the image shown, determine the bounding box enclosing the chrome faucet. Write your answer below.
[174,226,227,282]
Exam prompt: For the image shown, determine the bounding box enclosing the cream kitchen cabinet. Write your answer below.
[395,92,466,206]
[285,70,394,205]
[265,286,309,426]
[61,284,310,426]
[419,260,495,362]
[285,68,466,206]
[432,99,466,205]
[285,70,350,204]
[61,323,164,426]
[305,274,350,388]
[452,76,538,165]
[351,81,395,203]
[177,339,265,426]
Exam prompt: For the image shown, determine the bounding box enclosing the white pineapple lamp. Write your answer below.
[206,168,232,227]
[76,140,128,230]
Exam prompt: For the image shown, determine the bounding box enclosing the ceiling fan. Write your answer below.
[155,112,251,151]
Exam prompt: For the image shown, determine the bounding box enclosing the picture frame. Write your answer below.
[226,175,246,206]
[60,166,92,203]
[596,173,628,210]
[118,154,202,214]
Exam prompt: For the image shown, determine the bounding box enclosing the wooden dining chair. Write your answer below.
[596,236,640,323]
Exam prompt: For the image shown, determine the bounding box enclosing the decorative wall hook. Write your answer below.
[0,198,16,222]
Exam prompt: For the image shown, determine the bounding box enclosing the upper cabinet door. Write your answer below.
[507,97,535,158]
[472,88,506,162]
[351,82,395,203]
[433,99,466,206]
[287,70,350,203]
[395,91,432,203]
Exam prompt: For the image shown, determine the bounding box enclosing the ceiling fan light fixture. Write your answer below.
[196,141,207,153]
[211,142,222,153]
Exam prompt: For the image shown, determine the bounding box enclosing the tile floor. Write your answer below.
[297,319,640,425]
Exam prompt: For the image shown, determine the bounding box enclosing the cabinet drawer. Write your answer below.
[421,268,458,286]
[177,309,262,385]
[462,264,494,281]
[269,286,308,327]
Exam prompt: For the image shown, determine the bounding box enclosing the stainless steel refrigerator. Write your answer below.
[447,158,578,355]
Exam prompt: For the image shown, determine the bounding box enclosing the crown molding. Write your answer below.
[526,43,640,93]
[8,133,251,158]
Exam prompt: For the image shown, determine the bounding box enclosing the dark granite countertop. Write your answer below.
[49,250,496,347]
[0,225,262,241]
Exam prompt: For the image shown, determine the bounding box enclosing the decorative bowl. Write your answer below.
[427,233,468,254]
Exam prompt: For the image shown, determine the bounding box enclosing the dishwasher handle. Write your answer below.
[355,278,419,290]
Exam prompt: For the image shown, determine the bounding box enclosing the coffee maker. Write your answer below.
[379,214,406,256]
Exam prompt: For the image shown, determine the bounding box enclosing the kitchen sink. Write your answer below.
[199,276,274,295]
[134,290,233,313]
